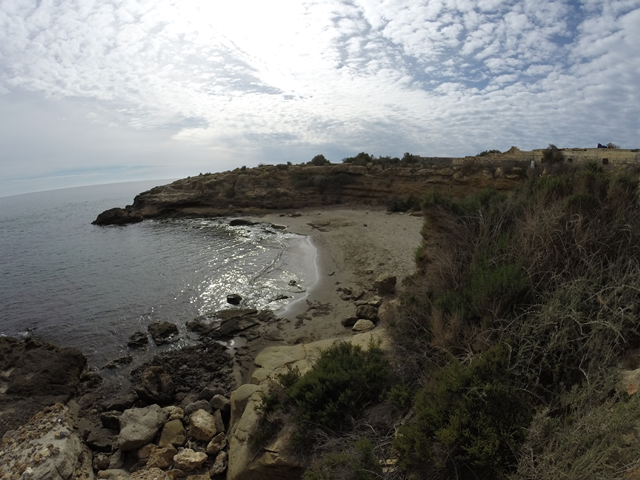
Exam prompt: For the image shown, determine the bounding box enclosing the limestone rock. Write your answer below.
[173,448,208,472]
[210,451,228,476]
[190,409,218,441]
[100,410,122,430]
[148,321,179,345]
[116,404,168,451]
[186,475,211,480]
[146,444,177,470]
[131,468,171,480]
[86,426,116,452]
[352,319,375,332]
[97,469,131,479]
[206,432,227,456]
[377,299,399,324]
[373,274,396,295]
[185,399,213,416]
[93,453,111,471]
[135,366,175,405]
[158,418,187,447]
[213,409,225,433]
[163,405,185,421]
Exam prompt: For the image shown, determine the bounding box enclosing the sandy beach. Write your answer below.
[239,206,425,372]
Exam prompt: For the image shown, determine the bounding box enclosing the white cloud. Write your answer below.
[0,0,639,195]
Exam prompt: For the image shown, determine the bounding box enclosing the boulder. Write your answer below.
[373,274,396,295]
[352,319,375,332]
[103,394,137,412]
[135,366,175,405]
[148,321,179,345]
[190,409,218,441]
[210,451,228,476]
[87,426,116,452]
[185,399,213,416]
[97,469,130,479]
[356,305,378,321]
[163,405,185,421]
[210,394,230,414]
[100,410,122,430]
[127,331,149,348]
[229,219,255,226]
[209,316,259,338]
[213,409,225,433]
[146,444,177,470]
[173,448,208,472]
[93,453,111,471]
[116,404,168,451]
[206,432,228,456]
[340,316,359,328]
[158,418,187,448]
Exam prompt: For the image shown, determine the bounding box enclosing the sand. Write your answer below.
[240,206,424,367]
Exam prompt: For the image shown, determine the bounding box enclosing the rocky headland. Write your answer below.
[92,159,529,226]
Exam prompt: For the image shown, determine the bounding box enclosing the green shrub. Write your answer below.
[303,437,382,480]
[478,149,502,156]
[311,154,328,166]
[542,144,564,164]
[395,344,532,479]
[287,342,391,431]
[387,194,421,212]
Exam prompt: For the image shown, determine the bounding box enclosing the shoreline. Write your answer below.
[237,205,424,379]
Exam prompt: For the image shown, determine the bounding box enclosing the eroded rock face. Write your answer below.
[0,403,90,480]
[116,404,168,451]
[0,337,86,436]
[92,207,143,225]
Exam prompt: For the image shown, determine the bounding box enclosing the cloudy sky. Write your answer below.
[1,0,639,196]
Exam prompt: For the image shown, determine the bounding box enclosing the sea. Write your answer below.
[0,180,316,369]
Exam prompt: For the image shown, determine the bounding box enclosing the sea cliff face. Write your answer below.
[93,161,529,225]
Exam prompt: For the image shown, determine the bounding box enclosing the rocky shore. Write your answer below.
[1,202,425,480]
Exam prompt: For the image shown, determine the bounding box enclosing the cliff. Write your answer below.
[93,161,529,225]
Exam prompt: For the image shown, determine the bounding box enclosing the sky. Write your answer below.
[1,0,639,197]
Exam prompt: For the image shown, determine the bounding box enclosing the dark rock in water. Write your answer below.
[208,316,259,338]
[0,337,86,436]
[80,371,104,389]
[226,294,242,305]
[356,305,378,321]
[103,355,133,369]
[135,366,176,406]
[148,321,179,345]
[102,393,136,412]
[229,219,255,226]
[213,308,257,320]
[92,207,143,226]
[186,318,214,335]
[127,331,149,348]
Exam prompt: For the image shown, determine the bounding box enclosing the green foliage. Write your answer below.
[342,152,373,166]
[312,154,329,166]
[303,438,382,480]
[276,163,289,170]
[287,342,391,431]
[478,149,502,156]
[395,344,532,479]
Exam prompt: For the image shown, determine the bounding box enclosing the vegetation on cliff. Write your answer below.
[251,162,640,479]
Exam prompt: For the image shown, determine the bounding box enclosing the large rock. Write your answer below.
[130,468,170,480]
[189,409,218,441]
[146,444,177,470]
[116,404,168,451]
[352,319,375,332]
[148,321,179,345]
[355,305,378,321]
[135,366,175,405]
[157,418,187,447]
[373,274,396,295]
[173,448,208,472]
[0,403,89,480]
[0,337,87,436]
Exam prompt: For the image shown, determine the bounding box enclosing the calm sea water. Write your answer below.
[0,180,314,367]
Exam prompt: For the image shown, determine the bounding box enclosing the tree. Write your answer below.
[542,144,564,164]
[311,154,328,166]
